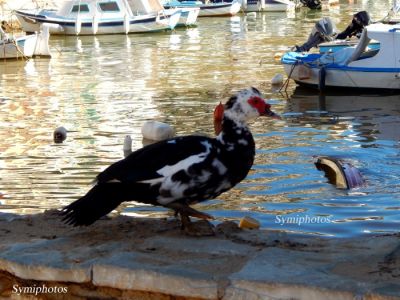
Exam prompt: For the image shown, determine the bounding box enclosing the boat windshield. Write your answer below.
[345,29,371,64]
[71,4,90,13]
[99,2,120,12]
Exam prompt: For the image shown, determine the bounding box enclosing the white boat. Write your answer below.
[281,23,400,91]
[245,0,295,12]
[177,7,200,25]
[159,1,200,26]
[0,25,51,59]
[15,0,182,35]
[163,0,241,17]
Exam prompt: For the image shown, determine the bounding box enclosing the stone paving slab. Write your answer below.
[225,245,400,300]
[0,238,92,283]
[0,210,399,299]
[93,262,219,299]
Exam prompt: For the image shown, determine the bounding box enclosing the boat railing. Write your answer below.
[345,28,371,65]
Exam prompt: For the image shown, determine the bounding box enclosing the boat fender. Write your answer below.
[256,0,264,11]
[53,126,67,143]
[315,156,364,189]
[35,24,52,57]
[318,66,326,91]
[123,135,132,157]
[271,73,284,85]
[92,13,99,35]
[124,14,130,34]
[141,120,175,141]
[41,22,64,34]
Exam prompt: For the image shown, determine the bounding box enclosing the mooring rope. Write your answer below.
[279,60,298,93]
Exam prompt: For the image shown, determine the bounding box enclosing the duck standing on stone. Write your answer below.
[61,87,280,235]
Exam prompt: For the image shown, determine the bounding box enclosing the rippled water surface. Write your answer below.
[1,0,399,237]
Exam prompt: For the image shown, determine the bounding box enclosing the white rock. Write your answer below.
[141,121,175,141]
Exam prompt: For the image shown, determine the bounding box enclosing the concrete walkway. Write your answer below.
[0,210,399,299]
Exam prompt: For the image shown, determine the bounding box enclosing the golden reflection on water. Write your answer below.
[0,1,399,236]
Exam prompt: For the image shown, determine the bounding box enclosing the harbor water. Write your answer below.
[0,0,399,237]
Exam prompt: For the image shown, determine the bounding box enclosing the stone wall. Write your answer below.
[0,211,399,300]
[0,271,204,300]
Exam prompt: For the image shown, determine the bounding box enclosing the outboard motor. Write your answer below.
[300,0,322,9]
[294,17,336,52]
[336,11,370,39]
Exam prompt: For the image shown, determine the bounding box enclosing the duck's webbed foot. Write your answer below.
[166,202,215,236]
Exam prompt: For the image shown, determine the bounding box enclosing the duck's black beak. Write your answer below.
[264,106,281,119]
[266,110,281,119]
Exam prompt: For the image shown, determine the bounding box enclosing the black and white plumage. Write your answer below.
[61,87,279,234]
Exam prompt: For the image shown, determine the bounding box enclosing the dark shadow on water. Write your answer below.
[285,86,400,142]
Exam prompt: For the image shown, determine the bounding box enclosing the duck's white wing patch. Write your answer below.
[156,141,213,205]
[212,159,227,175]
[138,177,164,185]
[157,141,212,177]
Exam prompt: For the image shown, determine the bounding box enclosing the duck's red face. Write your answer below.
[213,88,280,135]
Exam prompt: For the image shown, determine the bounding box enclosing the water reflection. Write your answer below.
[287,87,400,142]
[0,0,399,237]
[242,88,400,237]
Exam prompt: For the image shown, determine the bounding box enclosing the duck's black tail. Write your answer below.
[61,183,135,226]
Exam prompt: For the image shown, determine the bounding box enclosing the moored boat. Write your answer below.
[281,23,400,91]
[15,0,182,35]
[0,24,51,59]
[245,0,295,12]
[163,0,241,17]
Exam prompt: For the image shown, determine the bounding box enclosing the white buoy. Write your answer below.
[141,121,175,141]
[271,73,284,85]
[53,126,67,143]
[123,135,132,157]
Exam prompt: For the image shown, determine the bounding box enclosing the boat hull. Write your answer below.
[0,29,51,59]
[15,9,181,35]
[164,1,241,17]
[245,0,294,12]
[200,2,241,16]
[282,61,400,90]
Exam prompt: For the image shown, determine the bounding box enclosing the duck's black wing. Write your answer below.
[62,135,223,226]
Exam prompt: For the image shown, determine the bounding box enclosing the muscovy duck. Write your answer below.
[61,87,279,235]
